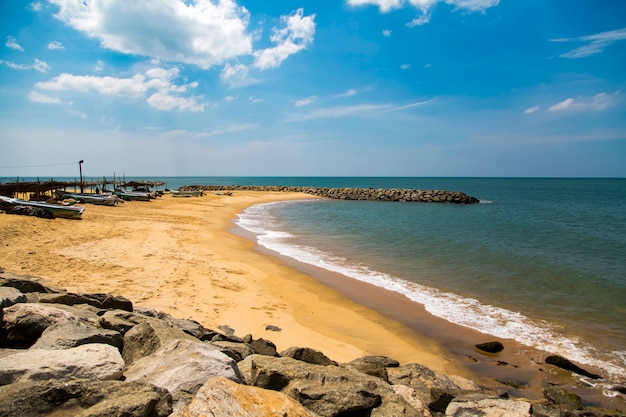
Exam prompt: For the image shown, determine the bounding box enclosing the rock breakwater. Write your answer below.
[179,185,480,204]
[1,273,624,416]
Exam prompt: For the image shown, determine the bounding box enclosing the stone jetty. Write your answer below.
[179,185,481,204]
[2,273,624,417]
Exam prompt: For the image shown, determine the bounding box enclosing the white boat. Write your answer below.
[0,196,85,220]
[55,191,124,206]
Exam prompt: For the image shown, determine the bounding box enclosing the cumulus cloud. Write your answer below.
[48,0,253,69]
[34,66,205,112]
[551,27,626,59]
[5,36,24,51]
[28,91,63,104]
[548,91,622,112]
[346,0,499,25]
[382,29,392,37]
[253,8,316,70]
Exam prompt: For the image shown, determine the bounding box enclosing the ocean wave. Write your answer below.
[236,202,626,382]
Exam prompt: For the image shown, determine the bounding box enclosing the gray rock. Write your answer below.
[344,356,399,382]
[445,393,532,416]
[211,340,254,362]
[122,318,197,365]
[0,277,56,294]
[154,311,219,341]
[387,362,480,405]
[249,337,279,356]
[2,302,86,348]
[172,376,317,417]
[0,379,172,417]
[99,308,155,334]
[543,385,583,410]
[0,286,26,308]
[30,321,123,351]
[239,354,421,417]
[125,338,244,411]
[0,343,124,384]
[35,291,133,311]
[280,346,337,366]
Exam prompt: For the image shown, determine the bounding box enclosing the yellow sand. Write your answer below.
[0,191,465,373]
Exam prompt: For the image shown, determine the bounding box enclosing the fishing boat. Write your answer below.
[114,190,152,201]
[55,191,124,206]
[0,196,85,220]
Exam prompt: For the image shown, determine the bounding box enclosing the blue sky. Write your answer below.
[1,0,625,177]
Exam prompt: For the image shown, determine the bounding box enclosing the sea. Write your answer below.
[3,176,626,392]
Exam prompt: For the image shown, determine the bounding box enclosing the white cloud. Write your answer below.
[524,105,539,114]
[220,63,257,88]
[289,103,392,122]
[0,60,29,70]
[33,59,50,73]
[334,88,358,98]
[94,60,105,73]
[30,2,43,12]
[548,91,622,112]
[347,0,403,13]
[551,27,626,59]
[400,64,411,69]
[294,96,317,107]
[249,97,264,103]
[48,0,253,69]
[147,92,204,112]
[382,29,392,37]
[346,0,499,25]
[254,8,316,70]
[0,59,49,72]
[48,41,65,50]
[34,66,205,112]
[28,91,63,104]
[5,36,24,51]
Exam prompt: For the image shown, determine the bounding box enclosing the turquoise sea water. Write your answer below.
[3,176,625,386]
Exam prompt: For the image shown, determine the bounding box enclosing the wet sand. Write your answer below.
[1,191,623,411]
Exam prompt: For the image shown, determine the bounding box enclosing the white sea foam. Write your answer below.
[236,202,626,382]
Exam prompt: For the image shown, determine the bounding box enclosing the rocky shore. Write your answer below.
[179,185,480,204]
[2,273,624,417]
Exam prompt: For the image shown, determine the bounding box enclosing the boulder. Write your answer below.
[0,277,56,293]
[343,355,400,382]
[387,362,480,404]
[249,337,279,356]
[545,355,602,379]
[122,318,197,364]
[239,354,421,417]
[99,309,153,334]
[445,393,532,417]
[0,379,172,417]
[0,343,124,384]
[543,385,583,410]
[154,311,219,341]
[2,302,92,348]
[0,286,26,308]
[35,291,133,311]
[125,338,244,411]
[30,321,123,351]
[212,340,255,362]
[475,341,505,354]
[280,346,337,366]
[173,376,317,417]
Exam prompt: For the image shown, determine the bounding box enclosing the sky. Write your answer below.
[0,0,625,178]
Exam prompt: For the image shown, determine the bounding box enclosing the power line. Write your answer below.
[0,161,79,169]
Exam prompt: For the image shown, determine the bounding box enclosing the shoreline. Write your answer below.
[1,191,624,411]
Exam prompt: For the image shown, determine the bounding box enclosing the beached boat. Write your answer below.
[0,196,85,220]
[55,191,124,206]
[171,190,203,197]
[114,190,152,201]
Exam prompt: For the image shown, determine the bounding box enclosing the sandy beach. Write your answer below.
[0,191,465,375]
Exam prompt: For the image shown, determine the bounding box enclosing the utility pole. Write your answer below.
[79,160,84,193]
